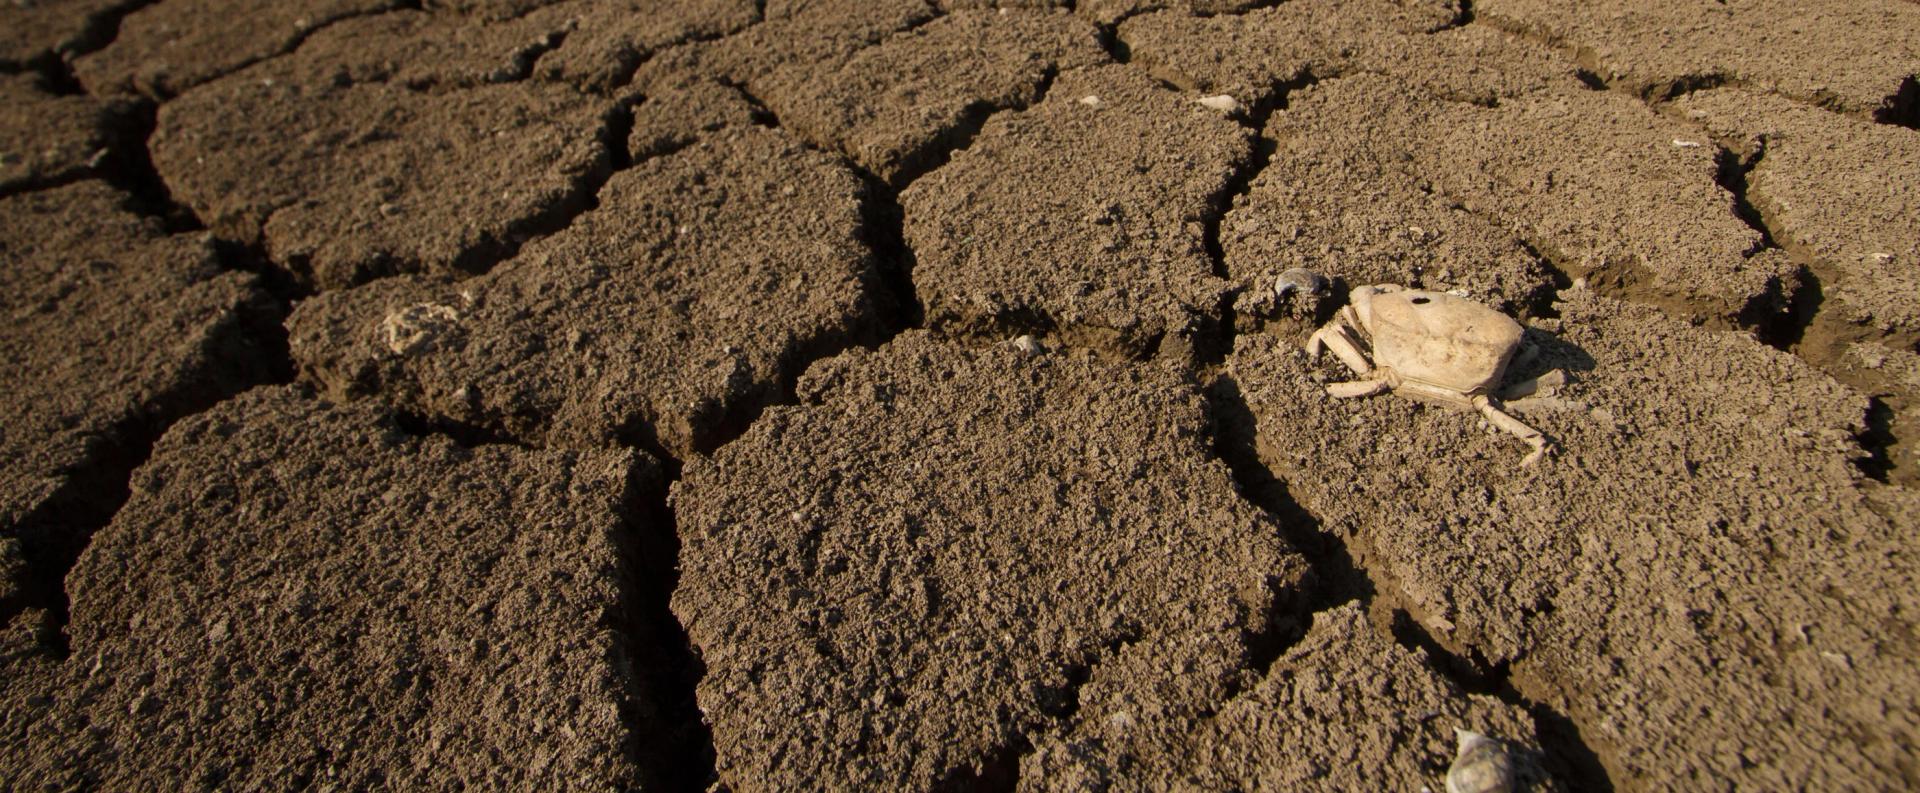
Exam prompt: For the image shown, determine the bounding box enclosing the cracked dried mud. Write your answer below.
[2,0,1918,790]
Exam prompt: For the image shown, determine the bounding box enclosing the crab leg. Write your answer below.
[1472,394,1551,466]
[1306,322,1374,377]
[1327,379,1390,399]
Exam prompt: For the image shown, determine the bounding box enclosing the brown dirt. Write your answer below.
[1264,72,1790,326]
[70,0,404,99]
[901,63,1251,357]
[288,123,885,457]
[672,331,1302,790]
[633,0,938,93]
[1024,602,1560,790]
[1479,0,1920,123]
[1,386,665,789]
[1677,87,1920,339]
[1077,0,1270,27]
[1116,0,1461,107]
[0,182,274,632]
[515,0,761,92]
[0,73,131,195]
[2,1,1918,790]
[149,10,620,290]
[1224,73,1558,318]
[755,9,1105,186]
[625,79,761,161]
[0,0,140,70]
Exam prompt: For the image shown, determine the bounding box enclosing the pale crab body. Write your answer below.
[1301,282,1561,465]
[1349,286,1524,403]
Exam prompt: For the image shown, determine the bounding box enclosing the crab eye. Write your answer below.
[1410,297,1431,305]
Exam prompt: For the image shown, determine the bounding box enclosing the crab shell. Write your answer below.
[1348,285,1525,397]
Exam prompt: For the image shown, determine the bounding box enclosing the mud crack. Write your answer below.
[1202,373,1616,790]
[1384,610,1617,792]
[724,79,935,339]
[932,736,1025,793]
[260,96,633,287]
[148,5,419,101]
[97,100,203,231]
[1,297,288,654]
[462,97,634,276]
[392,412,719,791]
[1703,141,1826,351]
[613,460,720,793]
[1193,71,1318,364]
[1656,121,1908,482]
[32,0,158,66]
[1472,12,1900,128]
[1205,374,1375,673]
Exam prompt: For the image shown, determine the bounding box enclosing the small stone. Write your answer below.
[1009,335,1045,356]
[1274,267,1330,300]
[1077,95,1102,107]
[1197,94,1241,113]
[1445,729,1514,793]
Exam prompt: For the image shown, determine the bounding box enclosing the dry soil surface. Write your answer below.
[2,1,1918,791]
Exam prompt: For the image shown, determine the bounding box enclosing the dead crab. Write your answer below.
[1299,280,1563,465]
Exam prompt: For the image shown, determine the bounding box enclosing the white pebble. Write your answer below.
[1197,94,1241,113]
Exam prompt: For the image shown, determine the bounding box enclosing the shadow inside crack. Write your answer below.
[1206,366,1616,792]
[931,734,1027,793]
[2,428,150,655]
[1386,609,1616,793]
[1,293,288,654]
[1205,374,1375,679]
[613,465,717,793]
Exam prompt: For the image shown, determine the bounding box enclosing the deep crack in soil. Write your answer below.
[1,298,288,652]
[98,99,202,231]
[445,99,636,279]
[1208,371,1619,791]
[1206,374,1373,669]
[616,464,721,793]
